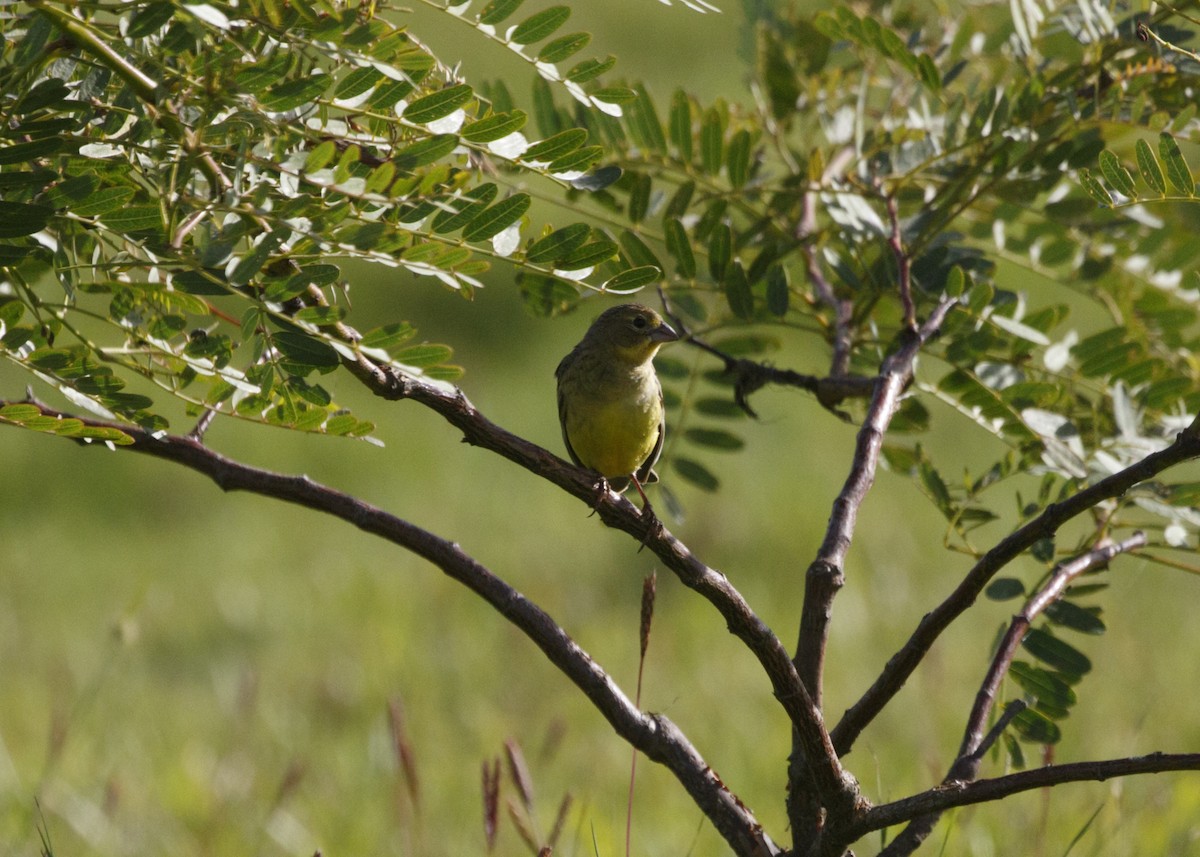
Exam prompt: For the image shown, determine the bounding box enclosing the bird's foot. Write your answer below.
[587,476,613,517]
[631,478,662,551]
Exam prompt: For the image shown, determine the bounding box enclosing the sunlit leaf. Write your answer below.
[1158,132,1195,197]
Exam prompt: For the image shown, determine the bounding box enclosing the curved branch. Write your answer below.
[0,399,780,857]
[340,357,860,816]
[851,752,1200,837]
[833,422,1200,756]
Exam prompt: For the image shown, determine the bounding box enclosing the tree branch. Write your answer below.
[0,399,780,857]
[794,297,958,702]
[798,147,856,378]
[876,533,1147,856]
[657,291,874,420]
[832,421,1200,756]
[851,752,1200,837]
[337,356,860,817]
[786,296,958,853]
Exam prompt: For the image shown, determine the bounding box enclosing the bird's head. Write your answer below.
[584,303,679,363]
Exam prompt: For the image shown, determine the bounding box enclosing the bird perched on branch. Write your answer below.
[556,303,679,518]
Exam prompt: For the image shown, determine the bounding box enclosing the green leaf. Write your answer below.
[1021,628,1091,678]
[402,84,474,124]
[724,261,753,320]
[1158,132,1194,196]
[669,90,693,162]
[431,183,498,234]
[700,107,723,175]
[394,134,459,169]
[523,128,588,162]
[479,0,526,25]
[1098,150,1136,199]
[566,55,616,84]
[0,138,63,165]
[1136,137,1165,195]
[1011,707,1061,745]
[461,110,527,143]
[602,265,660,293]
[1044,600,1106,635]
[260,76,329,112]
[71,186,137,218]
[510,6,571,45]
[726,128,751,187]
[229,231,283,286]
[985,578,1026,601]
[394,343,454,368]
[100,205,162,234]
[0,201,52,238]
[546,145,603,174]
[684,427,744,451]
[694,397,747,419]
[708,223,732,280]
[558,239,618,270]
[673,457,719,491]
[1010,661,1077,714]
[538,32,590,63]
[626,86,667,154]
[526,223,591,263]
[360,321,417,350]
[462,193,531,241]
[1077,170,1110,208]
[294,306,346,325]
[335,66,383,101]
[273,331,340,371]
[619,230,661,270]
[664,218,696,279]
[766,265,789,316]
[627,172,651,223]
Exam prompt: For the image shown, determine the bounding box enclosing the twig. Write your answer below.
[959,533,1145,763]
[1,399,779,857]
[884,192,916,330]
[798,147,856,377]
[968,699,1027,766]
[657,291,874,419]
[876,533,1147,856]
[187,408,216,442]
[832,423,1200,757]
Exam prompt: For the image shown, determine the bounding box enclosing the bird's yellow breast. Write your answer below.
[562,364,661,478]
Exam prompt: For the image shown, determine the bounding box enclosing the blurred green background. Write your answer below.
[4,2,1200,856]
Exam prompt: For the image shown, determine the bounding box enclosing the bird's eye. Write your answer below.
[632,315,648,329]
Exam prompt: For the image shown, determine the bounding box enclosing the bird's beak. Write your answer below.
[651,321,679,344]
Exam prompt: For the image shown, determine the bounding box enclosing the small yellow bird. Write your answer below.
[555,303,679,514]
